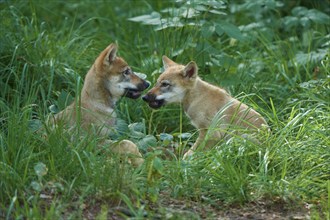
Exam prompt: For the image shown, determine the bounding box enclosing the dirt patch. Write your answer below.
[79,194,311,219]
[154,193,311,220]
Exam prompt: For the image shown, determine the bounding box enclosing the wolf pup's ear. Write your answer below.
[162,55,176,69]
[183,61,198,79]
[105,43,118,64]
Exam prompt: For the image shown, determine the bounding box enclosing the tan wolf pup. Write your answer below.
[51,43,149,166]
[142,56,268,159]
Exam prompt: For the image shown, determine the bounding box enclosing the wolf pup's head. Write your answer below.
[142,56,198,109]
[95,43,150,100]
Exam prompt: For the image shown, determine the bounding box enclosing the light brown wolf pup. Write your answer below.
[51,43,149,166]
[142,56,268,159]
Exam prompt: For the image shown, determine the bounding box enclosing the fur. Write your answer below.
[50,43,149,166]
[143,56,268,159]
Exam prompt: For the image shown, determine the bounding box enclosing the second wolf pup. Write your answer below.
[51,43,149,166]
[142,56,268,159]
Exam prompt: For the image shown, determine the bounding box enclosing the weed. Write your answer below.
[0,0,329,218]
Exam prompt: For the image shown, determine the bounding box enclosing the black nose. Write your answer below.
[144,80,150,89]
[142,94,148,102]
[142,93,156,102]
[137,80,150,91]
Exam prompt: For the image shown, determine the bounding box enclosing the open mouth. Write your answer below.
[147,99,165,109]
[124,89,143,99]
[124,80,150,99]
[142,93,165,109]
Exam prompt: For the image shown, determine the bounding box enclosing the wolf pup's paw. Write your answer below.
[129,157,144,167]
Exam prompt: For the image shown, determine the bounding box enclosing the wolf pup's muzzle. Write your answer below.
[125,80,150,99]
[142,93,165,109]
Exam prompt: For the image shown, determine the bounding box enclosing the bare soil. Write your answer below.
[81,194,312,220]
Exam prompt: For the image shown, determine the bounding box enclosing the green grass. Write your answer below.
[1,0,329,219]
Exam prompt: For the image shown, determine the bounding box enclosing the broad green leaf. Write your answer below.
[307,9,330,24]
[294,50,328,66]
[138,135,158,152]
[112,118,129,138]
[264,0,277,9]
[177,132,192,140]
[34,162,48,178]
[31,181,42,192]
[215,25,224,36]
[130,131,145,139]
[300,17,310,28]
[28,119,42,132]
[202,1,227,9]
[153,157,164,174]
[194,5,208,12]
[299,80,320,89]
[128,122,145,139]
[209,10,226,15]
[128,12,161,25]
[48,104,59,114]
[292,6,308,17]
[181,8,199,18]
[217,21,244,40]
[128,122,145,133]
[159,133,173,146]
[159,133,173,141]
[282,16,299,30]
[201,25,215,38]
[210,53,236,68]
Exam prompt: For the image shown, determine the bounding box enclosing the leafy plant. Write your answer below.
[1,0,329,219]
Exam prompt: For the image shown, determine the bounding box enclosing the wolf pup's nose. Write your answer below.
[143,81,150,89]
[142,94,149,102]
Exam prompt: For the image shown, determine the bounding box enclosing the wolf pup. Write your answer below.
[51,43,149,166]
[142,56,268,159]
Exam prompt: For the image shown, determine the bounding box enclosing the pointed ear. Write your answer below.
[183,61,198,79]
[105,43,118,64]
[162,55,176,69]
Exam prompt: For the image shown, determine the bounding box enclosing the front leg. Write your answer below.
[183,129,223,160]
[183,130,206,160]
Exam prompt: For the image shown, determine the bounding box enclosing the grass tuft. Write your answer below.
[1,0,329,218]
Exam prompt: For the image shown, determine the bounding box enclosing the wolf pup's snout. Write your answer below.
[142,93,165,109]
[142,93,151,102]
[142,80,150,90]
[136,80,149,91]
[124,78,150,99]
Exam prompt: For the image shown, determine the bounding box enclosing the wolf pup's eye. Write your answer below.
[122,69,131,75]
[161,81,170,87]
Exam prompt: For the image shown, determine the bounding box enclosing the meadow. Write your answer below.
[0,0,329,219]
